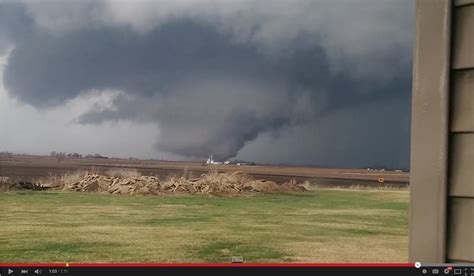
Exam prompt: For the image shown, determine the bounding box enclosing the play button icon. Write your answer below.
[7,269,13,275]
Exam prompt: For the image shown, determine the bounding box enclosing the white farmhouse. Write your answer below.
[206,155,222,165]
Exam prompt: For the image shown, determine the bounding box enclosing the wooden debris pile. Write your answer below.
[66,171,308,195]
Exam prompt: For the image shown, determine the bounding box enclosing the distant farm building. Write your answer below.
[206,155,222,165]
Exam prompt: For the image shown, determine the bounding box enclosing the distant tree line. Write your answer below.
[0,151,14,157]
[86,154,109,159]
[50,151,110,162]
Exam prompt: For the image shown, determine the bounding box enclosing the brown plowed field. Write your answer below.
[0,155,409,187]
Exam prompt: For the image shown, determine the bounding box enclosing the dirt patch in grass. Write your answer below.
[144,215,215,225]
[196,240,289,263]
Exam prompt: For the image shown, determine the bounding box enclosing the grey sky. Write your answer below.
[0,0,414,169]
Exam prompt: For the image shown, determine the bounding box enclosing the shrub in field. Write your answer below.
[41,170,90,189]
[105,169,142,178]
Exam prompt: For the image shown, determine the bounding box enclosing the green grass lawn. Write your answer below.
[0,189,408,263]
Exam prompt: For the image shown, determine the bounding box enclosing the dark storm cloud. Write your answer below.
[0,0,414,167]
[3,20,326,159]
[237,97,412,170]
[4,21,284,107]
[0,2,33,55]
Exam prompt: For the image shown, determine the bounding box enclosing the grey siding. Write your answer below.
[452,5,474,69]
[451,71,474,132]
[447,2,474,263]
[455,0,474,6]
[449,134,474,198]
[448,199,474,262]
[411,0,474,263]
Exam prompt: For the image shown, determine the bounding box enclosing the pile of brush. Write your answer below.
[65,171,308,195]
